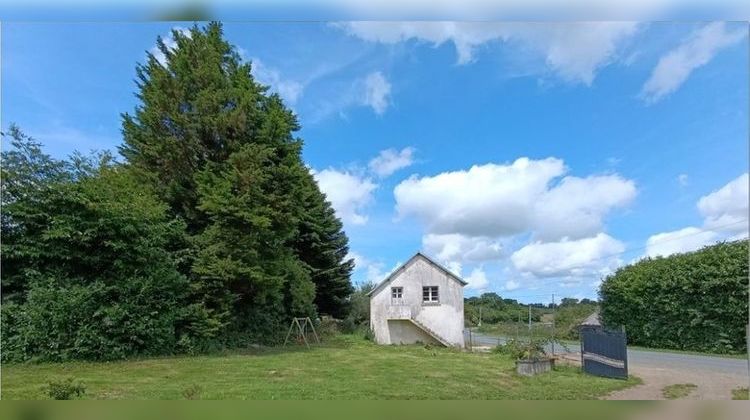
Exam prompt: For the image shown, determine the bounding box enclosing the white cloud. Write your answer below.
[150,27,191,66]
[363,71,392,114]
[697,173,749,235]
[641,22,746,103]
[394,157,635,240]
[533,174,636,241]
[349,252,402,284]
[644,227,719,258]
[678,173,689,186]
[395,157,565,237]
[511,233,625,278]
[250,58,304,105]
[368,147,415,177]
[312,168,376,225]
[464,267,490,291]
[336,22,639,84]
[423,233,502,264]
[504,279,520,291]
[644,173,748,258]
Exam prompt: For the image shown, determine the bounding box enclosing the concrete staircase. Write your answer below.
[409,317,452,347]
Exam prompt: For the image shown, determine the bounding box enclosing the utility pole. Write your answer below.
[478,306,482,327]
[528,304,531,338]
[551,293,556,355]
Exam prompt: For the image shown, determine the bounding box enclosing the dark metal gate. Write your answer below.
[580,326,628,379]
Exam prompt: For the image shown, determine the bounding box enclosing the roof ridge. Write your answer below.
[366,251,468,297]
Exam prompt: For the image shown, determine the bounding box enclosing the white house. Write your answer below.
[368,252,466,348]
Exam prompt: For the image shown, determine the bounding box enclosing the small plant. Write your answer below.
[662,383,697,399]
[362,328,375,341]
[182,384,202,400]
[45,377,86,400]
[494,338,551,360]
[731,387,749,400]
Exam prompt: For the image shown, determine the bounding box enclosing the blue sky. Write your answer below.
[3,21,748,303]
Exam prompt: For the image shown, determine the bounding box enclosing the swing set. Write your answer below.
[282,317,320,348]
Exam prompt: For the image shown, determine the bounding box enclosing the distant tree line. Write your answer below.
[600,240,748,354]
[464,293,598,339]
[1,23,354,362]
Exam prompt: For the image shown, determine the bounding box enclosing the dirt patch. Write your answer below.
[605,365,747,400]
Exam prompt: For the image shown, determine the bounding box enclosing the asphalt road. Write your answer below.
[467,332,749,376]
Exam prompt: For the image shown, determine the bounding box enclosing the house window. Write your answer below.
[422,286,439,303]
[391,287,403,299]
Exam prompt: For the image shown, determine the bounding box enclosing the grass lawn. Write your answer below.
[1,335,639,400]
[661,383,697,399]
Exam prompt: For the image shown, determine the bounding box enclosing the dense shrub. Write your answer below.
[1,130,209,361]
[600,240,748,353]
[45,377,86,400]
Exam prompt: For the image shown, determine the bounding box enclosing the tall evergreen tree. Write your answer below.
[119,22,353,340]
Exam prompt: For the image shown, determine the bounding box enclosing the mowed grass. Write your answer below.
[661,383,697,399]
[2,335,639,400]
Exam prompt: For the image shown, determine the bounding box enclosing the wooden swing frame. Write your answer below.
[283,317,320,348]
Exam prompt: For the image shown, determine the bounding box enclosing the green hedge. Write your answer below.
[600,240,748,354]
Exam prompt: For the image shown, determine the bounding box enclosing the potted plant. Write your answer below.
[495,338,556,376]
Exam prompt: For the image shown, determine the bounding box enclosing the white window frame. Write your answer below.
[391,287,403,304]
[422,286,439,304]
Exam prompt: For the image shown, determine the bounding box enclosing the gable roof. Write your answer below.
[366,252,468,297]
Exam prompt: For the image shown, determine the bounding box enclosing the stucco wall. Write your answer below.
[369,255,465,347]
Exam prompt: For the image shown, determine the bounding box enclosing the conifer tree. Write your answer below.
[119,22,353,341]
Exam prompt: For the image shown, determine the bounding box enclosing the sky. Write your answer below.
[2,21,748,303]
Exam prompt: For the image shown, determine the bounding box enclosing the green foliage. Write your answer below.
[120,22,352,346]
[465,292,545,325]
[553,302,599,340]
[2,22,353,361]
[600,240,748,353]
[45,377,86,400]
[0,136,202,361]
[493,338,550,360]
[293,170,354,319]
[732,387,749,400]
[346,281,374,325]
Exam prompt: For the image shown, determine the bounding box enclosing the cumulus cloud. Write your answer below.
[423,233,502,264]
[644,227,719,258]
[644,173,748,258]
[464,267,490,291]
[511,233,625,278]
[362,71,392,114]
[394,157,635,240]
[250,58,304,105]
[678,173,689,186]
[395,157,564,237]
[336,22,639,84]
[368,147,415,177]
[533,174,637,241]
[312,168,376,225]
[641,22,746,103]
[697,173,749,235]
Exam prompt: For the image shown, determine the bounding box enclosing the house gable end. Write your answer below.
[366,252,467,297]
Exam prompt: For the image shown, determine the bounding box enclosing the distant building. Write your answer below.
[579,310,602,329]
[368,252,466,347]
